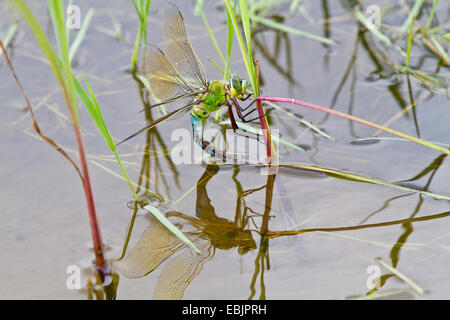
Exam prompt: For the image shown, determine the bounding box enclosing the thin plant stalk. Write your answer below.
[257,96,450,155]
[11,0,106,271]
[224,0,273,161]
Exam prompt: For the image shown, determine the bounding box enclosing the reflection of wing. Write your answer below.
[141,44,203,114]
[161,2,207,90]
[153,237,212,300]
[113,216,184,278]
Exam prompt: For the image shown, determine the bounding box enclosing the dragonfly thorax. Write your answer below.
[191,80,228,123]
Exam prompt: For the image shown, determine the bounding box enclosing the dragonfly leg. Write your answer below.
[233,127,265,144]
[227,103,239,130]
[242,112,268,123]
[241,93,253,101]
[191,116,218,157]
[238,98,257,112]
[233,99,268,123]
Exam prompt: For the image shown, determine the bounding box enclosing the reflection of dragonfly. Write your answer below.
[116,2,262,153]
[114,165,257,299]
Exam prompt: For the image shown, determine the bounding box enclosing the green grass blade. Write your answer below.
[352,290,412,300]
[223,8,233,80]
[196,0,225,65]
[69,8,95,62]
[424,0,439,34]
[194,0,205,16]
[11,0,75,120]
[429,35,450,65]
[48,0,79,123]
[376,258,425,294]
[239,0,257,94]
[400,0,426,33]
[355,10,392,45]
[251,15,336,46]
[143,205,202,255]
[224,0,254,93]
[406,17,414,72]
[0,23,18,50]
[279,163,450,201]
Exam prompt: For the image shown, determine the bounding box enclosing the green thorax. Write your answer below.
[191,80,227,123]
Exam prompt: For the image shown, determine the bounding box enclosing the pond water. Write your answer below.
[1,0,449,299]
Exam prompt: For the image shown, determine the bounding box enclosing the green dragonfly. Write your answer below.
[116,2,262,154]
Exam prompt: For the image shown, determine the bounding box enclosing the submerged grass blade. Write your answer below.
[400,0,426,33]
[376,258,425,294]
[351,290,412,300]
[355,10,391,45]
[277,163,450,201]
[143,205,201,255]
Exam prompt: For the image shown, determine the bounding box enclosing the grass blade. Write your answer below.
[69,8,95,62]
[143,205,201,255]
[376,258,425,294]
[406,17,414,72]
[400,0,426,33]
[355,10,391,45]
[250,15,336,46]
[258,96,450,155]
[277,163,450,201]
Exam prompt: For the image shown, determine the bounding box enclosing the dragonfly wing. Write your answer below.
[141,44,202,113]
[114,215,185,278]
[115,103,195,146]
[152,237,212,299]
[160,2,208,89]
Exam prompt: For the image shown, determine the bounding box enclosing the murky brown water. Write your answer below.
[1,0,449,299]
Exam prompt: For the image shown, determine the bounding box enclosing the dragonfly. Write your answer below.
[116,2,263,155]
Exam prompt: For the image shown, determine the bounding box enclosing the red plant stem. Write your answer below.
[256,99,271,160]
[1,40,105,272]
[74,129,106,272]
[254,61,271,161]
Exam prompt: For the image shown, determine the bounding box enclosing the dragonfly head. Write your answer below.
[229,75,248,100]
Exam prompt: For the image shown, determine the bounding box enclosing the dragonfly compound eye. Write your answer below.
[241,80,248,95]
[230,76,244,98]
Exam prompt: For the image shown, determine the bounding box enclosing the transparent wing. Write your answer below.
[141,44,203,113]
[160,2,208,90]
[152,237,212,300]
[113,216,185,279]
[116,102,195,146]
